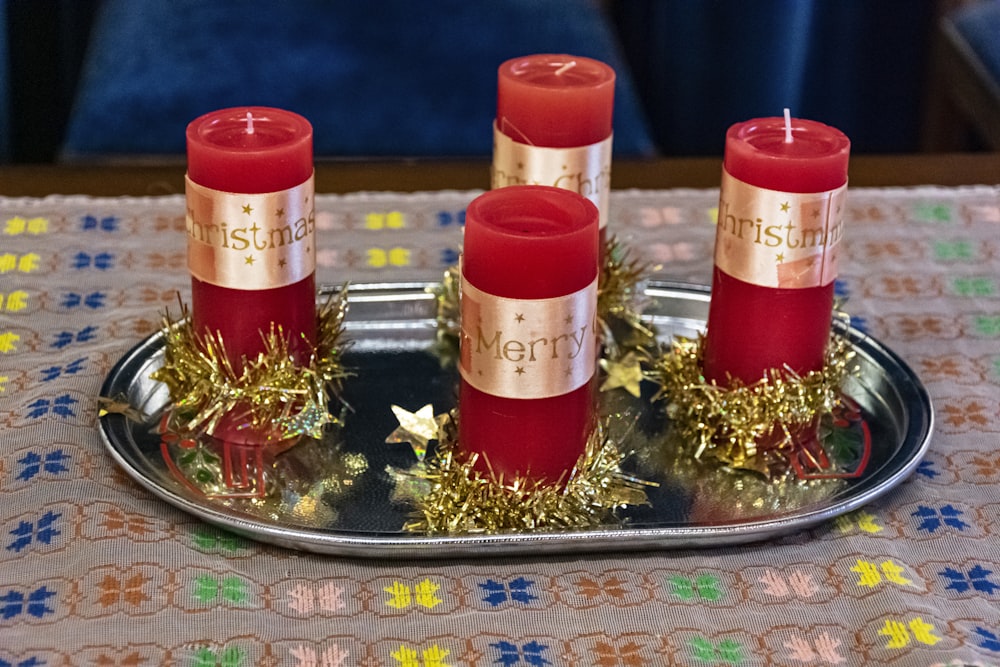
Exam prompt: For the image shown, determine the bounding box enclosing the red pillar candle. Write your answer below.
[492,54,614,237]
[459,185,600,484]
[703,115,850,385]
[185,106,316,443]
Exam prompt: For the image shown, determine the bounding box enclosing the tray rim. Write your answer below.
[98,280,934,558]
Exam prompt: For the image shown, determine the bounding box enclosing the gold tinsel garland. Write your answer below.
[389,410,653,534]
[645,331,856,477]
[151,286,352,441]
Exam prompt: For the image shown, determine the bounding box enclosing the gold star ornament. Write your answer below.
[385,404,448,460]
[599,352,645,398]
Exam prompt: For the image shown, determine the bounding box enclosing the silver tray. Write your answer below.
[98,282,933,558]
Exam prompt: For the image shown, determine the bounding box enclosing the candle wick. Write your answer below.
[783,107,793,143]
[246,111,255,135]
[554,60,577,76]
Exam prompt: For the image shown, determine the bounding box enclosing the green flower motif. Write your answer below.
[690,637,744,664]
[975,316,1000,337]
[934,240,977,262]
[668,574,724,601]
[193,575,249,604]
[914,202,953,223]
[192,526,246,553]
[192,646,246,667]
[952,276,996,297]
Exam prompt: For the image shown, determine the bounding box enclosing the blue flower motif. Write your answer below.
[491,640,551,666]
[24,395,77,419]
[0,586,56,619]
[6,511,61,553]
[436,210,465,227]
[0,657,46,667]
[940,565,1000,594]
[81,214,119,231]
[51,326,98,349]
[16,450,71,481]
[974,626,1000,652]
[71,251,115,270]
[912,504,970,532]
[479,577,538,607]
[915,459,939,479]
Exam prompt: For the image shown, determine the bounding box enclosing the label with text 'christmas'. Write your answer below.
[459,275,598,399]
[491,123,611,229]
[714,169,846,288]
[186,174,316,290]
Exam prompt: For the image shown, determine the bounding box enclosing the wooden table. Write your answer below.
[1,153,997,196]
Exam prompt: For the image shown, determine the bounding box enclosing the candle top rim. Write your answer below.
[466,185,598,239]
[499,53,615,88]
[728,116,850,158]
[187,106,312,153]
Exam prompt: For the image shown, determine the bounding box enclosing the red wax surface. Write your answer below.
[459,185,599,483]
[186,107,315,444]
[703,117,850,385]
[497,54,614,147]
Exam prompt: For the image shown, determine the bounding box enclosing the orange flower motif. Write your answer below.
[919,357,966,379]
[574,575,630,601]
[593,640,647,667]
[971,454,1000,477]
[97,572,151,607]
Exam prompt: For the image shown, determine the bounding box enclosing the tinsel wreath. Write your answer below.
[388,409,652,534]
[151,286,352,441]
[645,328,857,478]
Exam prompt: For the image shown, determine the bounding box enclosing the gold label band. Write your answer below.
[459,275,598,399]
[714,169,847,288]
[186,174,316,290]
[491,123,612,229]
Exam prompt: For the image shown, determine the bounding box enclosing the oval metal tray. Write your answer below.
[98,281,933,558]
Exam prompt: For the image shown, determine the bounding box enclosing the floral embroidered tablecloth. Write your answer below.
[2,186,999,666]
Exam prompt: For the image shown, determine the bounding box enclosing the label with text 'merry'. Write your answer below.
[186,175,316,290]
[714,169,847,288]
[459,275,597,399]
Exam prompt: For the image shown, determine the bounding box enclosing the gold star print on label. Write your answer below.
[245,255,255,265]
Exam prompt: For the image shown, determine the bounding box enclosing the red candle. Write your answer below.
[185,107,316,444]
[703,115,850,385]
[459,185,599,483]
[492,54,614,236]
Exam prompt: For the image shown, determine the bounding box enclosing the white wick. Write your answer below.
[554,60,577,76]
[783,107,793,143]
[245,111,255,135]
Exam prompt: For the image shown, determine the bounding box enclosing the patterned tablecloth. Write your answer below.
[2,185,1000,666]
